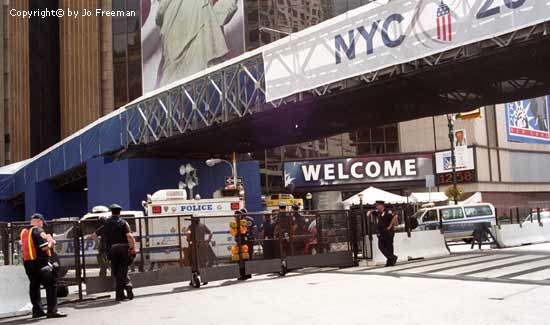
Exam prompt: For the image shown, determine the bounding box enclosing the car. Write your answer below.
[522,210,550,225]
[413,203,496,241]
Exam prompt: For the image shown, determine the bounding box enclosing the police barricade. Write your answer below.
[192,215,241,286]
[0,265,32,318]
[1,222,8,265]
[85,215,194,295]
[492,207,550,248]
[284,211,355,271]
[243,212,284,276]
[366,214,449,266]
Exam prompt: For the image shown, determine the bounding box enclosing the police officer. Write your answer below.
[260,214,276,259]
[290,204,306,254]
[368,200,398,266]
[20,213,67,319]
[240,208,257,259]
[95,204,136,301]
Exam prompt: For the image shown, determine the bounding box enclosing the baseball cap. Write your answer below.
[31,213,47,226]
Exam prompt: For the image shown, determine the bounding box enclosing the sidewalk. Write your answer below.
[3,266,550,325]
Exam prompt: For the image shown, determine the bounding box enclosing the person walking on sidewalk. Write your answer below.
[95,204,136,301]
[369,201,398,267]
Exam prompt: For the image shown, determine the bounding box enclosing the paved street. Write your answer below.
[3,244,550,325]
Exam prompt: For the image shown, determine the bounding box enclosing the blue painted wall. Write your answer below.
[5,156,262,221]
[86,156,132,211]
[86,157,262,213]
[24,180,87,220]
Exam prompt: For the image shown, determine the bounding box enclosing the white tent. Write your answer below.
[343,187,408,208]
[408,192,448,203]
[459,192,483,205]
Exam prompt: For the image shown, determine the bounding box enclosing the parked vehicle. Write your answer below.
[264,193,304,212]
[142,189,244,261]
[522,209,550,225]
[413,203,496,241]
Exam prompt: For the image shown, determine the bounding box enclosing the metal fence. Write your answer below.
[1,210,356,299]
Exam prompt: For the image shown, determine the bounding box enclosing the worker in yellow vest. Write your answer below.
[20,213,67,319]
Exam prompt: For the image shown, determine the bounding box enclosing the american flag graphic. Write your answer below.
[436,2,452,42]
[443,157,453,170]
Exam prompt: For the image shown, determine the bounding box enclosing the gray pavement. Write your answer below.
[3,244,550,325]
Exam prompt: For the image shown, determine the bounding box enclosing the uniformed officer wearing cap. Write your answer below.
[20,213,67,318]
[236,209,257,260]
[94,204,136,301]
[368,200,398,266]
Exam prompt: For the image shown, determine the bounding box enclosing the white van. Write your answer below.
[413,203,496,241]
[142,189,244,262]
[52,207,144,268]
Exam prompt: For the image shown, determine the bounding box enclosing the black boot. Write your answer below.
[125,286,134,300]
[46,312,67,318]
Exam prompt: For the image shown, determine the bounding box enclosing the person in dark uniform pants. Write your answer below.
[237,209,257,259]
[20,213,67,319]
[95,204,136,301]
[368,201,398,266]
[290,204,306,255]
[260,214,277,259]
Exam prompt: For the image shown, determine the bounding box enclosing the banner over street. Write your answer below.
[263,0,550,102]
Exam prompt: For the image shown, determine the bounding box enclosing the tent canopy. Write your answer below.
[408,192,448,203]
[343,187,408,208]
[459,192,483,205]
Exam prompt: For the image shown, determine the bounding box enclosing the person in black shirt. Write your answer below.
[95,204,136,301]
[291,204,306,255]
[368,201,398,266]
[260,214,277,259]
[20,213,67,319]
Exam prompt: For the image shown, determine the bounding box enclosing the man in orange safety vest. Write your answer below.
[20,213,67,319]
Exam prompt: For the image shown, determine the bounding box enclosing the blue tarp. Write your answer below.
[0,113,127,200]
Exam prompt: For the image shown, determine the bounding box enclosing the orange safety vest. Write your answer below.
[20,227,51,261]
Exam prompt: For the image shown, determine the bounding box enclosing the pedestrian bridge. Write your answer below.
[124,0,550,156]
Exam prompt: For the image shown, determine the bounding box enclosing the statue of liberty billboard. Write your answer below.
[141,0,245,92]
[506,96,550,144]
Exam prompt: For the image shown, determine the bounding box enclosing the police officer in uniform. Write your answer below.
[260,214,276,259]
[290,204,306,255]
[239,208,257,259]
[95,204,136,301]
[368,201,398,266]
[20,213,67,318]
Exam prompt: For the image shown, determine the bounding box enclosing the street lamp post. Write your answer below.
[206,154,238,188]
[447,114,459,205]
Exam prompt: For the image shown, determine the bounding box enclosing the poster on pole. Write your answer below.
[141,0,245,93]
[506,96,550,144]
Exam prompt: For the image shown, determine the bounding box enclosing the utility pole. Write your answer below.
[447,114,458,204]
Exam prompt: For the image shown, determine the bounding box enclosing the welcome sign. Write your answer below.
[283,154,434,188]
[263,0,550,102]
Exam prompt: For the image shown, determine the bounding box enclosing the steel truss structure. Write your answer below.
[125,22,550,149]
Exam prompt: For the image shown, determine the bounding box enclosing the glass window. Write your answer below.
[424,210,439,222]
[372,127,384,142]
[112,0,142,109]
[441,208,465,220]
[464,205,493,218]
[112,17,127,34]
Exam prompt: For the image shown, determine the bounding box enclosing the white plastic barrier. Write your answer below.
[0,266,31,318]
[368,230,449,266]
[494,223,547,248]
